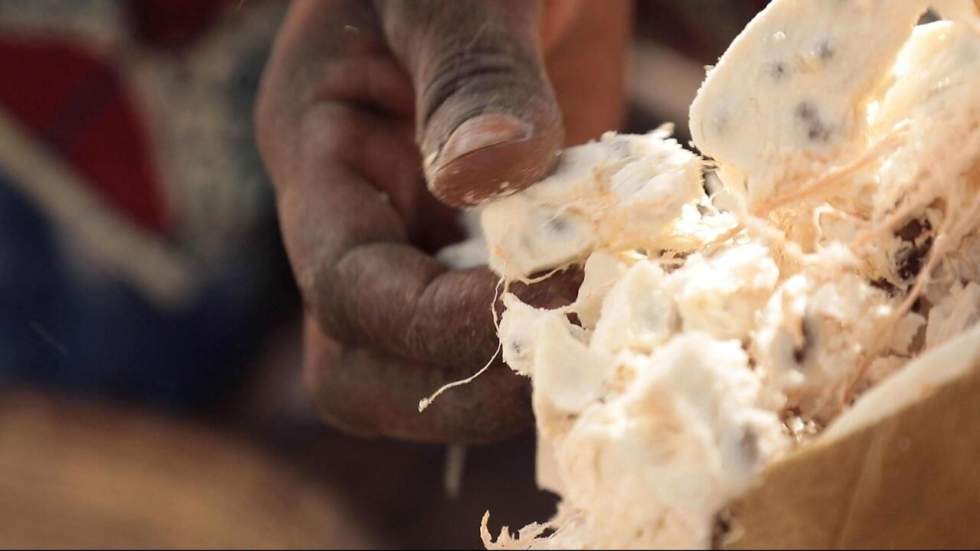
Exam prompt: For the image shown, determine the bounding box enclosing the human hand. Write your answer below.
[255,0,629,443]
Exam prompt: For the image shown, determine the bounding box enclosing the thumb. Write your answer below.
[375,0,564,208]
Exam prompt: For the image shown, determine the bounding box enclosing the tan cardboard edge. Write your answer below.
[721,323,980,549]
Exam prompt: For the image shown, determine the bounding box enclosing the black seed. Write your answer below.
[770,61,789,80]
[546,216,568,233]
[659,249,691,261]
[711,512,733,549]
[870,278,899,296]
[793,318,813,365]
[795,101,831,142]
[796,101,818,121]
[817,40,835,61]
[808,123,831,142]
[895,217,932,241]
[738,426,760,466]
[896,247,920,280]
[896,236,933,280]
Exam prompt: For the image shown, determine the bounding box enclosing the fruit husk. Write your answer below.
[722,326,980,549]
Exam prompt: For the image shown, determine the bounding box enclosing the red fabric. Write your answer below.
[0,38,168,232]
[127,0,233,50]
[63,85,167,233]
[0,38,96,132]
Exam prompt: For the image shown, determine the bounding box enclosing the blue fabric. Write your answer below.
[0,175,283,409]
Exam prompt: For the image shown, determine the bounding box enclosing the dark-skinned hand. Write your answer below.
[255,0,630,444]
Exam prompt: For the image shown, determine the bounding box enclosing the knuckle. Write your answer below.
[299,104,362,164]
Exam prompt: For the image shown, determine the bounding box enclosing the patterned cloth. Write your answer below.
[0,1,769,409]
[0,0,293,408]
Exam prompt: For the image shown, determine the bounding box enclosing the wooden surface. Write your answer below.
[0,391,373,549]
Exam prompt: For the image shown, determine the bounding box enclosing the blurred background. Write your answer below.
[0,1,765,548]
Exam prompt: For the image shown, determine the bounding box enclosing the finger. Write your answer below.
[255,2,425,240]
[375,0,565,207]
[543,0,632,145]
[257,1,581,368]
[303,317,533,444]
[271,102,580,368]
[325,240,584,369]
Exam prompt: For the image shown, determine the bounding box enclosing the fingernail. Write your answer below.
[430,114,532,171]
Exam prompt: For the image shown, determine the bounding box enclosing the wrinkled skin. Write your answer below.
[256,0,630,443]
